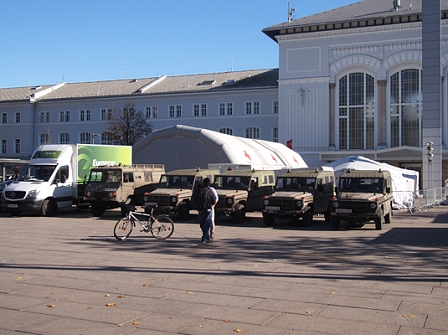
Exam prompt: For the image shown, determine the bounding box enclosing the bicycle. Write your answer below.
[114,200,174,240]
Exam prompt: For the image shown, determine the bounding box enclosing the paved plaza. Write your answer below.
[0,206,447,335]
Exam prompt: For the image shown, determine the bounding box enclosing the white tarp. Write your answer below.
[133,125,308,172]
[323,155,420,209]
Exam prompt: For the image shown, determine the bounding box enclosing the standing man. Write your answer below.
[194,177,217,243]
[209,181,218,241]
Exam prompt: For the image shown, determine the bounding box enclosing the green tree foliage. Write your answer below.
[105,101,152,145]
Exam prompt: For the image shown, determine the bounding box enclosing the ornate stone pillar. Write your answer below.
[329,83,336,149]
[377,79,387,148]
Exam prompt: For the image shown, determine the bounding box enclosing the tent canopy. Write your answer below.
[133,125,307,172]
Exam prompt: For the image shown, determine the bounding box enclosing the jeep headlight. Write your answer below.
[370,202,377,209]
[170,196,177,203]
[263,199,269,206]
[143,195,148,201]
[27,189,40,199]
[108,192,115,198]
[226,198,233,205]
[85,191,91,197]
[332,201,339,208]
[296,200,302,207]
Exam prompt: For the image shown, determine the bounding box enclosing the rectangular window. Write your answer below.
[219,102,233,115]
[273,127,278,142]
[14,138,21,154]
[101,108,112,120]
[101,133,112,145]
[60,133,70,144]
[1,113,7,123]
[193,104,207,117]
[40,133,49,144]
[169,105,175,118]
[60,110,70,122]
[15,112,21,123]
[145,106,158,118]
[169,105,182,118]
[80,132,91,144]
[246,101,260,115]
[176,105,182,117]
[39,111,50,123]
[273,100,279,114]
[1,139,6,154]
[80,109,91,121]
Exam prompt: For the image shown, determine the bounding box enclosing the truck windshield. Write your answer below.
[275,177,316,191]
[17,165,57,182]
[213,176,250,190]
[88,169,122,183]
[339,177,384,193]
[159,175,194,188]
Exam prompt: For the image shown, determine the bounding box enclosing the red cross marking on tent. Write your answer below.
[243,150,251,160]
[271,154,278,163]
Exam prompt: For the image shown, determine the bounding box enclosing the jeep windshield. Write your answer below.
[88,169,122,183]
[275,177,316,191]
[339,177,384,193]
[16,164,57,182]
[213,176,250,190]
[158,175,194,189]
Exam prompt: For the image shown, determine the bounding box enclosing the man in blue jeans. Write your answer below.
[197,177,217,243]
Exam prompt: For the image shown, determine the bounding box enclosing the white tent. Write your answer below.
[133,125,308,172]
[323,155,420,209]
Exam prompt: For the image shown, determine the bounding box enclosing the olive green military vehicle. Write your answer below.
[84,164,165,217]
[141,168,219,220]
[261,168,335,227]
[212,169,276,223]
[330,169,393,230]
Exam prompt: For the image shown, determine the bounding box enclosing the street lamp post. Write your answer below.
[426,142,434,189]
[92,133,99,144]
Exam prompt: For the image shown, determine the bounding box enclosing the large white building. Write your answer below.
[1,0,447,188]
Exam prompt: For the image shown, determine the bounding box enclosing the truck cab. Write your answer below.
[212,169,276,223]
[261,168,335,226]
[84,164,165,217]
[141,168,219,220]
[330,169,393,230]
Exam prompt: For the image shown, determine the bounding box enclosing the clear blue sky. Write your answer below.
[1,0,355,88]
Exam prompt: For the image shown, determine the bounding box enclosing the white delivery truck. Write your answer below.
[1,144,132,216]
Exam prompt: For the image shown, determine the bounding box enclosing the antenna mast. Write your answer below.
[288,0,296,22]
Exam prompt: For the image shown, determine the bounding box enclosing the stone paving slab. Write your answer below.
[0,207,447,334]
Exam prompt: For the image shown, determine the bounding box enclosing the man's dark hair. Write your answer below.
[203,177,211,187]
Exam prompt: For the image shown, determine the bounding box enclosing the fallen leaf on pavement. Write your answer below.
[106,303,116,307]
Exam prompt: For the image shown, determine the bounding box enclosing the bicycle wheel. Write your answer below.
[114,217,133,240]
[150,215,174,240]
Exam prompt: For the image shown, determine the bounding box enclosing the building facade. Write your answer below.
[1,0,448,188]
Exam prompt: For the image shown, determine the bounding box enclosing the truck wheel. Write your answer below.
[262,213,275,227]
[233,204,246,223]
[42,199,57,217]
[91,203,105,217]
[374,209,384,230]
[385,211,392,224]
[331,217,341,230]
[177,204,189,221]
[303,210,313,227]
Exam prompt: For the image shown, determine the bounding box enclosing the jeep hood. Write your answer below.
[270,191,313,198]
[339,192,384,201]
[216,189,248,198]
[148,188,192,197]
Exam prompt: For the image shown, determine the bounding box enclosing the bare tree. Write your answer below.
[104,101,153,146]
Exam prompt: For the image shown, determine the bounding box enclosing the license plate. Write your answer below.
[336,208,352,213]
[7,204,18,208]
[265,206,280,211]
[145,202,158,207]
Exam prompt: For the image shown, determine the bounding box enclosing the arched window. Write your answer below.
[101,132,112,145]
[390,69,422,147]
[338,72,375,150]
[245,127,260,139]
[39,133,50,144]
[219,127,233,135]
[59,132,70,144]
[79,132,91,144]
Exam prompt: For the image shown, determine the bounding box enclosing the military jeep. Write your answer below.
[261,168,335,227]
[84,164,165,217]
[212,169,276,223]
[140,168,219,220]
[330,169,393,230]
